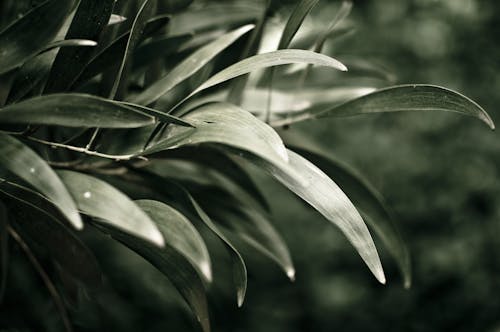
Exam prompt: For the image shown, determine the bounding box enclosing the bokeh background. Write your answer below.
[2,0,500,331]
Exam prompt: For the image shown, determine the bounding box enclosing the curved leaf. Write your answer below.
[132,24,255,105]
[109,0,156,99]
[135,199,212,282]
[56,170,164,246]
[144,103,294,175]
[0,133,82,229]
[0,0,75,74]
[249,149,386,284]
[290,144,410,287]
[183,49,347,104]
[280,85,495,129]
[96,206,210,332]
[0,93,156,128]
[278,0,319,49]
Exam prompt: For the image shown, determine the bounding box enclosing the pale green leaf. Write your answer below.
[56,170,164,246]
[0,93,156,128]
[0,133,82,229]
[250,149,386,284]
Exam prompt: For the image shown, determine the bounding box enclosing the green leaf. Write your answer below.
[280,84,495,129]
[132,24,255,105]
[0,0,75,74]
[313,0,352,52]
[122,168,248,307]
[289,144,410,287]
[0,200,7,301]
[132,33,193,70]
[109,0,156,99]
[278,0,319,50]
[96,203,210,332]
[0,181,102,288]
[186,194,247,307]
[56,170,164,246]
[71,15,171,89]
[206,203,295,281]
[250,149,386,284]
[0,133,82,229]
[135,199,212,282]
[116,101,194,127]
[144,103,295,178]
[5,38,97,103]
[44,0,115,93]
[0,93,156,128]
[182,49,347,105]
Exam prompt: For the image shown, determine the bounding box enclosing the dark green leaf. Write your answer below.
[109,0,156,99]
[44,0,115,93]
[0,0,75,74]
[0,93,156,128]
[0,181,102,288]
[56,170,164,246]
[0,133,82,229]
[0,200,7,301]
[96,203,210,332]
[132,24,254,105]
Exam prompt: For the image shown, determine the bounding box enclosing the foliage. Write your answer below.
[0,0,494,331]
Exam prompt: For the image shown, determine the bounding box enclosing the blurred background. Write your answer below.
[2,0,500,331]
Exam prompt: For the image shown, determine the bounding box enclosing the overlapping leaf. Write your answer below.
[56,170,164,246]
[0,133,82,229]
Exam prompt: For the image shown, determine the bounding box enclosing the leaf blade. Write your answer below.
[0,133,82,229]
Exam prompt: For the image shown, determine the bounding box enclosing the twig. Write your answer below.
[8,226,73,332]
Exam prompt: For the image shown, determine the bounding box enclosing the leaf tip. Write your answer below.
[286,267,296,282]
[151,229,165,247]
[201,260,212,283]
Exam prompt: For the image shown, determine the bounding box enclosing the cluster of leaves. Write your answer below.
[0,0,494,331]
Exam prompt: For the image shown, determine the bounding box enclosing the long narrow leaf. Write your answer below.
[132,24,254,105]
[249,149,386,284]
[0,133,82,229]
[0,94,156,128]
[56,170,164,246]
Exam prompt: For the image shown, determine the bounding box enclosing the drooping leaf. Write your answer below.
[278,0,319,50]
[249,149,386,284]
[116,101,194,127]
[56,170,164,246]
[109,0,156,99]
[203,199,295,281]
[289,143,410,287]
[132,24,254,105]
[95,204,210,332]
[144,103,297,179]
[44,0,115,93]
[313,0,352,52]
[0,0,75,74]
[0,93,156,128]
[0,181,102,288]
[181,49,348,106]
[0,133,82,229]
[123,167,248,307]
[135,199,212,282]
[278,85,495,129]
